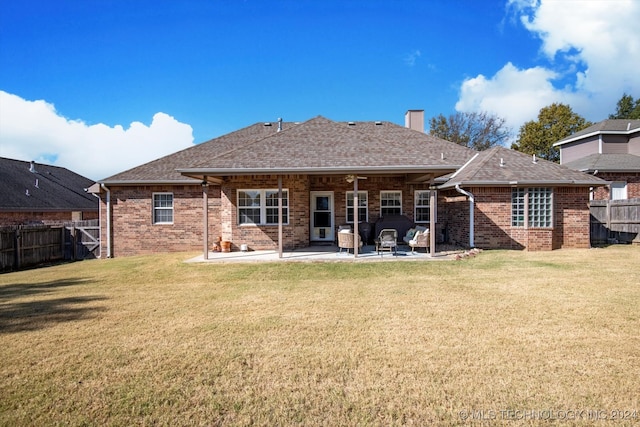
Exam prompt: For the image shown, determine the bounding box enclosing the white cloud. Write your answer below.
[404,49,421,66]
[456,0,640,134]
[0,91,194,180]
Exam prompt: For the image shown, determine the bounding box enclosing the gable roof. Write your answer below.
[100,121,293,183]
[563,153,640,173]
[554,119,640,146]
[439,146,606,189]
[101,116,475,184]
[0,157,98,212]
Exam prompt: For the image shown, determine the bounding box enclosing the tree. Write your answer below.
[609,93,640,119]
[511,103,591,163]
[428,111,510,151]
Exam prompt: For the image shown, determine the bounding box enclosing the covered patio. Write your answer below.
[185,244,468,263]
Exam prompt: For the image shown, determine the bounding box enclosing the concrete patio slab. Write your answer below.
[185,245,464,263]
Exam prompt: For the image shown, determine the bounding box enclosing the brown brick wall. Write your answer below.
[591,172,640,200]
[443,186,591,251]
[99,184,211,257]
[98,179,593,256]
[99,176,436,256]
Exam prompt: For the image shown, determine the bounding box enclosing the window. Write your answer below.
[346,191,368,223]
[380,191,402,216]
[528,187,553,227]
[238,189,288,225]
[611,181,627,200]
[511,188,525,227]
[153,193,174,224]
[511,188,553,228]
[414,190,433,223]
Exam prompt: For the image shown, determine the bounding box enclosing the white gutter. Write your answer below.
[100,183,112,258]
[455,184,475,248]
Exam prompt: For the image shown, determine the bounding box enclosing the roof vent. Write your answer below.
[35,178,39,188]
[500,158,505,167]
[264,122,272,126]
[628,122,632,131]
[532,154,538,164]
[29,161,37,173]
[25,189,30,196]
[441,152,445,160]
[375,121,382,125]
[277,118,283,132]
[348,121,356,126]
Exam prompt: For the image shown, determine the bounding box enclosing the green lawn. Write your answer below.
[1,247,639,426]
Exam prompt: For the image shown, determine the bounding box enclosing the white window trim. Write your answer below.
[380,190,402,216]
[152,192,174,225]
[346,191,368,223]
[237,189,289,226]
[610,181,627,200]
[414,190,436,223]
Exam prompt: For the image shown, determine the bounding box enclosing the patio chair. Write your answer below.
[409,229,431,254]
[337,229,363,254]
[375,228,397,256]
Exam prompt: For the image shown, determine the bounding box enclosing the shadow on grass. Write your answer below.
[0,278,108,334]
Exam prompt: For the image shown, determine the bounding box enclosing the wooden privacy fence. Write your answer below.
[590,199,640,245]
[0,220,100,272]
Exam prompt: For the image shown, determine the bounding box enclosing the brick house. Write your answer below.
[555,119,640,200]
[0,157,98,225]
[91,112,605,258]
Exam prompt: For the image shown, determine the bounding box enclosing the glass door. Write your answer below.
[310,192,334,242]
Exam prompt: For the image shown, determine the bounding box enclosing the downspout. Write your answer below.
[455,184,475,248]
[100,183,112,258]
[92,193,102,258]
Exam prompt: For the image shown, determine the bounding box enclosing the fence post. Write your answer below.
[15,227,21,270]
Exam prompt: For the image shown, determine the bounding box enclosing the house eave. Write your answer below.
[94,179,202,189]
[553,128,640,147]
[177,165,460,177]
[439,180,607,189]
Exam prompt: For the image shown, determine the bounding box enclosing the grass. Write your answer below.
[1,246,639,426]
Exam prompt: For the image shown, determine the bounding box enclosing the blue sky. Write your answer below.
[1,0,639,180]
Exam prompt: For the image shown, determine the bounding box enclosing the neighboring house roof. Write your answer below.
[563,153,640,173]
[439,146,606,189]
[554,119,640,146]
[0,157,97,212]
[101,116,475,184]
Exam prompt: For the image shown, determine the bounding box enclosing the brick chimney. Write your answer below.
[405,110,424,133]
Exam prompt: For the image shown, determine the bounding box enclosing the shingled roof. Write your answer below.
[101,116,475,184]
[439,146,606,189]
[554,119,640,146]
[563,153,640,172]
[0,157,97,212]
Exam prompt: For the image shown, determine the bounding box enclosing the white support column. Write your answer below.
[353,178,359,258]
[278,175,283,259]
[202,178,209,260]
[430,188,436,257]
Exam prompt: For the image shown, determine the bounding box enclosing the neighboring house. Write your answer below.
[0,157,98,225]
[554,119,640,200]
[91,111,605,258]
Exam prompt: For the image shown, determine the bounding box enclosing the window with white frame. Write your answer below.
[611,181,627,200]
[511,188,525,227]
[346,191,368,223]
[153,193,174,224]
[414,190,433,223]
[380,191,402,216]
[237,189,289,225]
[511,188,553,228]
